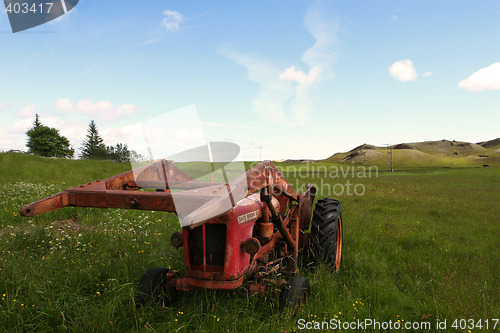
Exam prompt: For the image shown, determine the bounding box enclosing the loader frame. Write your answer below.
[20,160,317,294]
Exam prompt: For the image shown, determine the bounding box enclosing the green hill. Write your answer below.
[477,138,500,150]
[0,152,130,184]
[325,139,500,168]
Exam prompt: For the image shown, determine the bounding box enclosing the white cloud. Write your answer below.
[11,118,33,134]
[18,105,36,118]
[43,117,87,148]
[200,121,266,130]
[54,98,141,120]
[116,104,139,117]
[218,49,296,125]
[0,117,39,151]
[279,66,321,84]
[14,116,86,150]
[110,105,208,160]
[0,127,22,151]
[423,71,433,77]
[173,127,204,146]
[220,4,338,126]
[54,98,74,113]
[389,59,418,82]
[162,10,183,32]
[302,5,338,74]
[458,62,500,92]
[75,99,114,115]
[1,109,140,152]
[0,103,10,111]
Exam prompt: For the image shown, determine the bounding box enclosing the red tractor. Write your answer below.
[19,160,343,309]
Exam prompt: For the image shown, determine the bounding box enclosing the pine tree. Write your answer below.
[106,143,131,162]
[26,114,74,158]
[33,113,41,128]
[80,120,108,159]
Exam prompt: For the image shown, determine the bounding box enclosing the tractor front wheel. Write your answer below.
[136,267,177,307]
[311,198,343,271]
[280,276,310,309]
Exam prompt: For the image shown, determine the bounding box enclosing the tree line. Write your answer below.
[25,114,138,162]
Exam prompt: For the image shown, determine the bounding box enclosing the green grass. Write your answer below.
[1,153,499,332]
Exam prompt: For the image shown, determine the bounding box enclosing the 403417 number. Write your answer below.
[5,2,54,14]
[451,318,498,330]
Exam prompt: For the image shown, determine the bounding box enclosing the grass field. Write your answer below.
[1,153,499,332]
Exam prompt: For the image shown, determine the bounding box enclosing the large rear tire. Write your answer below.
[311,198,343,271]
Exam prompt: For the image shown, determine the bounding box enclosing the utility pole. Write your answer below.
[385,144,393,172]
[258,146,263,161]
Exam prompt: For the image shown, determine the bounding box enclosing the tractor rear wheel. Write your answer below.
[136,267,176,307]
[280,276,310,309]
[311,198,343,270]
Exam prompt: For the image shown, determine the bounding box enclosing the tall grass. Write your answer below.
[1,153,498,332]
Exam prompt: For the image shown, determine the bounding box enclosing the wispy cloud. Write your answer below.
[54,98,74,113]
[18,105,36,118]
[162,10,183,32]
[459,62,500,92]
[137,9,201,46]
[1,113,87,151]
[389,59,418,82]
[219,3,338,126]
[0,128,22,151]
[142,116,268,130]
[140,38,161,46]
[392,7,404,20]
[54,98,142,120]
[0,103,11,111]
[200,121,266,130]
[218,49,295,125]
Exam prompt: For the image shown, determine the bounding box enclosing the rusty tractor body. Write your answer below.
[20,160,343,308]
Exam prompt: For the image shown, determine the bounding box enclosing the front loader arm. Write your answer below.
[19,160,197,217]
[19,160,299,229]
[20,191,71,217]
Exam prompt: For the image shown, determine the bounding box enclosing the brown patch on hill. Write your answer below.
[341,149,382,162]
[393,143,413,149]
[347,144,377,153]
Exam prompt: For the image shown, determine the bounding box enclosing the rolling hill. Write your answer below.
[325,138,500,168]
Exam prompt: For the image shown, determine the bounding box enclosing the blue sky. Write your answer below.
[1,0,499,160]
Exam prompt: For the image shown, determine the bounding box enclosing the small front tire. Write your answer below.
[280,276,310,309]
[136,267,176,307]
